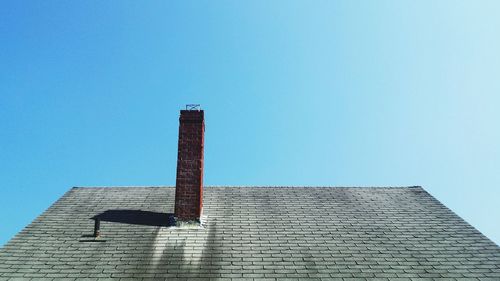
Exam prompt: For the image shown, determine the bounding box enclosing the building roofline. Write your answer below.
[72,185,423,189]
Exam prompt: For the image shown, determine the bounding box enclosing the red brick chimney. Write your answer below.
[174,108,204,222]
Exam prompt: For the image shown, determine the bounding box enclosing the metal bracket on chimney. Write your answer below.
[186,104,201,110]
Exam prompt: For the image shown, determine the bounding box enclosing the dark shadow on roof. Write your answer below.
[92,210,175,227]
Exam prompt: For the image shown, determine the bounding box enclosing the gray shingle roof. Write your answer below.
[1,186,499,280]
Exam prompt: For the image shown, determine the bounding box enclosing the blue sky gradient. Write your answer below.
[1,1,499,246]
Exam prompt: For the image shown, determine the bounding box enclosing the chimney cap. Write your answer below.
[185,104,201,111]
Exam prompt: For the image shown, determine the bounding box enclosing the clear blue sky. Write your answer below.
[1,1,499,246]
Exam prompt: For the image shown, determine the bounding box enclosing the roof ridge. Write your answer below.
[72,185,423,189]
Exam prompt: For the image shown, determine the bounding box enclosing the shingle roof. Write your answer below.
[1,186,499,280]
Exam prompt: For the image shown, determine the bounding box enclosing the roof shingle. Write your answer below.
[1,186,499,280]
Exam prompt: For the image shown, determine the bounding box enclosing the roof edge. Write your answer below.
[72,185,424,189]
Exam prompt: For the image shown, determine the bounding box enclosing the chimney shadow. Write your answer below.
[92,209,176,227]
[79,210,174,242]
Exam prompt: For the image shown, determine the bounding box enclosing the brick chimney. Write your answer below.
[174,108,204,222]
